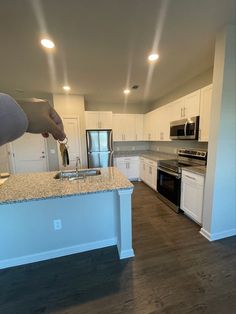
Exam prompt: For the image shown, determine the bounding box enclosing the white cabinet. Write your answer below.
[85,111,112,129]
[113,114,144,141]
[199,84,212,142]
[134,114,144,140]
[181,169,205,225]
[144,110,157,141]
[156,105,171,141]
[169,90,200,121]
[140,157,157,190]
[114,156,139,180]
[183,90,200,117]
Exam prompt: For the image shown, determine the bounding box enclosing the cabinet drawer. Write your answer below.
[142,158,157,168]
[182,170,204,186]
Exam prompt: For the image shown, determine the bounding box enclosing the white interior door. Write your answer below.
[0,144,10,173]
[11,133,48,173]
[58,117,82,170]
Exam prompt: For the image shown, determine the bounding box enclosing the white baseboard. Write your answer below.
[200,228,236,241]
[0,238,117,270]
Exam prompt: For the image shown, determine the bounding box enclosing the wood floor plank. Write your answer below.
[0,182,235,314]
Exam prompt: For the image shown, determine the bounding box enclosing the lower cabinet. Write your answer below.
[114,156,140,180]
[140,157,157,190]
[180,169,205,225]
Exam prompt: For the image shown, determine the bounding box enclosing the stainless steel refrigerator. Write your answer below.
[86,130,113,168]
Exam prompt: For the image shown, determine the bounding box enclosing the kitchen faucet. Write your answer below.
[75,156,81,173]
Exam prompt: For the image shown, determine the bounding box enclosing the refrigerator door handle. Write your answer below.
[109,151,114,167]
[87,132,91,151]
[109,131,113,151]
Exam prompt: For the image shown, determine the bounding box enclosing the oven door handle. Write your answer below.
[157,167,181,179]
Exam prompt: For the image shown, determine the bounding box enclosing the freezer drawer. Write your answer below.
[88,152,113,168]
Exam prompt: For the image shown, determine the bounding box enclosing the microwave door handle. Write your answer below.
[184,121,188,136]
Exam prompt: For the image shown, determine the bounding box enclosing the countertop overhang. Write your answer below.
[0,167,133,205]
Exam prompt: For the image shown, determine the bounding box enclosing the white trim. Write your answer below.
[0,238,117,270]
[58,115,83,169]
[117,188,133,196]
[200,228,236,241]
[118,249,135,259]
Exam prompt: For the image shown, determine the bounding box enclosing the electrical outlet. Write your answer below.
[156,147,160,151]
[53,219,62,230]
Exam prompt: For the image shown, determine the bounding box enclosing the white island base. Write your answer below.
[0,188,134,269]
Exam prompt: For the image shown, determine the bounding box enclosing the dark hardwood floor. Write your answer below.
[0,182,236,314]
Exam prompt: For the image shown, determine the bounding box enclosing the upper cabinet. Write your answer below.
[113,114,144,141]
[144,111,157,141]
[183,90,200,117]
[85,111,112,129]
[169,90,200,122]
[156,105,171,141]
[199,84,212,142]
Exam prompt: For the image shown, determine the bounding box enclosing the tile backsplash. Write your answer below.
[114,140,208,154]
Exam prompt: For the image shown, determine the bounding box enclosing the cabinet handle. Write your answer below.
[199,129,201,140]
[123,134,126,140]
[185,175,196,180]
[183,107,186,117]
[181,108,183,117]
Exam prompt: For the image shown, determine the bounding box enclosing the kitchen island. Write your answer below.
[0,167,134,269]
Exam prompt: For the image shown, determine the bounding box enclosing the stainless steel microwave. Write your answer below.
[170,116,199,140]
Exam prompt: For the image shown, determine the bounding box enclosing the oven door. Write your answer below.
[157,167,181,211]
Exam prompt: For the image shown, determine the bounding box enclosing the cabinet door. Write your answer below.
[99,112,112,129]
[112,114,123,141]
[183,90,200,117]
[144,113,151,140]
[157,105,171,141]
[151,166,157,190]
[115,158,128,177]
[127,159,140,179]
[85,112,99,129]
[144,110,157,141]
[135,114,144,140]
[169,98,184,121]
[181,171,204,224]
[199,85,212,142]
[125,115,136,141]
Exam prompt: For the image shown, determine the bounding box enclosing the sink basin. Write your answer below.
[54,169,101,180]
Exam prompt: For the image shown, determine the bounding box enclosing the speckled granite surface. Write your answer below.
[114,150,176,162]
[0,167,133,205]
[182,166,206,176]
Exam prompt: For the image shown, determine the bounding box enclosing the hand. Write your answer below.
[18,98,66,141]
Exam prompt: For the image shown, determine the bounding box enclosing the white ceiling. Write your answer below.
[0,0,235,107]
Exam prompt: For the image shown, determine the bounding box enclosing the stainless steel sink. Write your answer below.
[54,169,101,180]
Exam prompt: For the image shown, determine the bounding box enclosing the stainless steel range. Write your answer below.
[157,148,207,212]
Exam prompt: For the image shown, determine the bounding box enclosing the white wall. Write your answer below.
[201,25,236,240]
[53,94,87,167]
[149,68,213,112]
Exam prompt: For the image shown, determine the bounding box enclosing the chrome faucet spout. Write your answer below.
[75,157,81,172]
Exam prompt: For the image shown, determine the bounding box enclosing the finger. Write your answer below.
[49,107,64,130]
[46,116,66,141]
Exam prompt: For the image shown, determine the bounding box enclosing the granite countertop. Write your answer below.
[182,166,206,176]
[0,167,133,205]
[114,150,176,162]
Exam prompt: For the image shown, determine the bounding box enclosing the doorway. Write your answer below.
[11,133,48,173]
[58,116,82,170]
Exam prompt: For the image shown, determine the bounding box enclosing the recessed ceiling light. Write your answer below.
[63,85,71,91]
[123,89,130,95]
[148,53,159,62]
[40,38,55,49]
